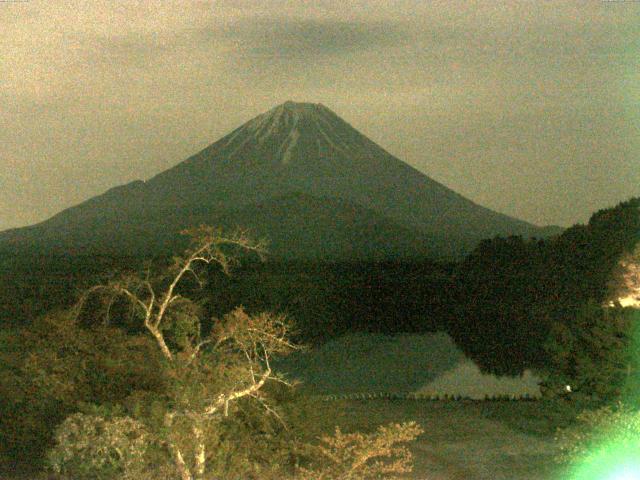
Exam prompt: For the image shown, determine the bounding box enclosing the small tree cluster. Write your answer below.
[297,422,423,480]
[544,240,640,401]
[0,310,165,471]
[48,411,149,480]
[544,301,638,401]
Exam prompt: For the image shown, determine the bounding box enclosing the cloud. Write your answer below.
[212,17,409,61]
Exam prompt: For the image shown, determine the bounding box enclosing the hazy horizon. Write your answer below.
[2,1,639,231]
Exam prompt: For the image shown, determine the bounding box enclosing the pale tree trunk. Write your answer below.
[147,323,174,361]
[171,445,193,480]
[193,423,206,480]
[165,413,194,480]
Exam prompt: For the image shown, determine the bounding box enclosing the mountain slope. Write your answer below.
[0,101,561,259]
[147,101,551,240]
[218,193,450,260]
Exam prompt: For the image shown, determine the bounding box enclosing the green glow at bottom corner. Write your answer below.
[568,442,640,480]
[601,462,640,480]
[564,309,640,480]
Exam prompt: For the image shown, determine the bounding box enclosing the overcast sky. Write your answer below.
[1,0,638,231]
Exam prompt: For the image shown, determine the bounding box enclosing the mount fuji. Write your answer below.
[0,101,560,260]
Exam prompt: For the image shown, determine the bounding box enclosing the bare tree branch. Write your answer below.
[203,367,272,416]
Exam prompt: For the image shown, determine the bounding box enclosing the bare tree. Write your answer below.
[75,226,297,480]
[609,242,640,308]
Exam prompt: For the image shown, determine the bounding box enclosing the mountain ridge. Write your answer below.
[0,101,562,259]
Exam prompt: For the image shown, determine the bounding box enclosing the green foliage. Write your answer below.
[47,412,149,480]
[545,303,639,401]
[450,235,550,375]
[450,197,639,377]
[189,389,309,479]
[0,310,165,470]
[162,298,203,350]
[0,254,454,341]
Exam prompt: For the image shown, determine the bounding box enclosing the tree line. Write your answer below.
[449,197,640,399]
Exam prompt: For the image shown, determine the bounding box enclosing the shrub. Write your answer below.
[47,413,149,480]
[296,421,423,480]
